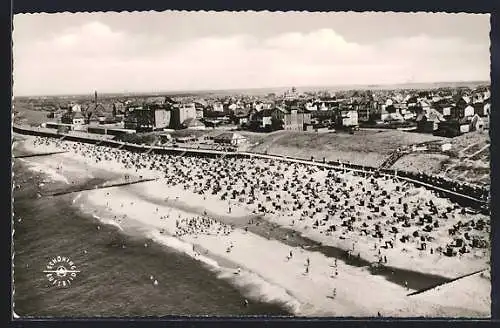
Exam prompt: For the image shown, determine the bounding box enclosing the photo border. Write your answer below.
[5,0,499,326]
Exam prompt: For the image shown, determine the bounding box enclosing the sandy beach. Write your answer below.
[15,135,491,317]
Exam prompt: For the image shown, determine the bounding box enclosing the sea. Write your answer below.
[12,145,290,317]
[12,136,457,318]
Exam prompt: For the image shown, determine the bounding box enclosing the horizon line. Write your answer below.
[13,79,490,98]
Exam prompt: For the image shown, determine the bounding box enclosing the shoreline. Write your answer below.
[14,136,491,317]
[12,128,489,209]
[16,136,490,278]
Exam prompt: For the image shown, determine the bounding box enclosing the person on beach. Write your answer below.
[30,135,489,275]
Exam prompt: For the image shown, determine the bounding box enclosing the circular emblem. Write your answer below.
[43,256,80,287]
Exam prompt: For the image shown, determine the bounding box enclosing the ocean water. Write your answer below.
[12,159,290,317]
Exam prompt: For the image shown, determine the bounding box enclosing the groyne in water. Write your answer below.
[45,178,157,197]
[129,189,453,292]
[14,125,487,295]
[13,125,489,211]
[13,151,68,158]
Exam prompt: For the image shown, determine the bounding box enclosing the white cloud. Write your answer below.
[13,22,490,96]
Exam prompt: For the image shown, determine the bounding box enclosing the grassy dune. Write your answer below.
[246,130,444,167]
[392,131,490,185]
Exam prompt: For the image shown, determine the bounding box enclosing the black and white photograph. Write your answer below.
[11,11,491,317]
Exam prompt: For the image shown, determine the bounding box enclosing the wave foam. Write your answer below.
[91,213,124,231]
[217,268,302,314]
[147,230,302,315]
[19,160,69,184]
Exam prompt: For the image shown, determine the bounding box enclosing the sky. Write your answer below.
[13,11,491,96]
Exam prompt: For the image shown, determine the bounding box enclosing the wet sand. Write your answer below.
[15,136,491,317]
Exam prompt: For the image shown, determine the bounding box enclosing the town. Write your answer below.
[12,8,493,317]
[14,83,490,140]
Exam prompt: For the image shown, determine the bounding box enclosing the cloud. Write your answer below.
[13,22,490,95]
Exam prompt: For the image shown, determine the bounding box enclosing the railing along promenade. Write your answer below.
[13,125,489,211]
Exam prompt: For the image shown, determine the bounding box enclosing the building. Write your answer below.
[283,108,311,131]
[87,103,108,124]
[416,109,445,133]
[336,109,359,129]
[470,114,486,132]
[433,99,454,118]
[194,102,205,119]
[355,100,372,123]
[248,107,289,131]
[214,132,247,146]
[124,105,171,131]
[435,117,472,137]
[70,103,82,112]
[233,107,252,126]
[212,102,224,112]
[316,99,339,111]
[171,103,197,129]
[61,111,86,125]
[113,102,126,117]
[450,103,475,120]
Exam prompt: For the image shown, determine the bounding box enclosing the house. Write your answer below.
[336,109,359,129]
[124,105,171,131]
[113,102,126,117]
[406,96,419,108]
[71,103,82,112]
[356,100,372,123]
[416,108,445,133]
[469,114,485,132]
[419,100,431,112]
[214,132,247,146]
[381,103,404,122]
[432,98,454,117]
[87,103,108,124]
[249,108,278,131]
[61,111,85,125]
[455,95,471,109]
[212,102,224,112]
[316,99,338,111]
[483,101,491,117]
[194,102,205,119]
[305,101,318,112]
[233,107,251,126]
[283,108,312,131]
[228,103,238,112]
[450,103,475,120]
[473,100,490,117]
[171,103,197,129]
[435,116,472,137]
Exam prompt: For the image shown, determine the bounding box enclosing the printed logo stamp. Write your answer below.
[43,256,80,287]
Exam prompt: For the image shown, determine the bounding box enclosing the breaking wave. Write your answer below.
[18,159,69,185]
[147,230,302,315]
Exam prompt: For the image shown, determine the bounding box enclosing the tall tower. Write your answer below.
[94,90,98,106]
